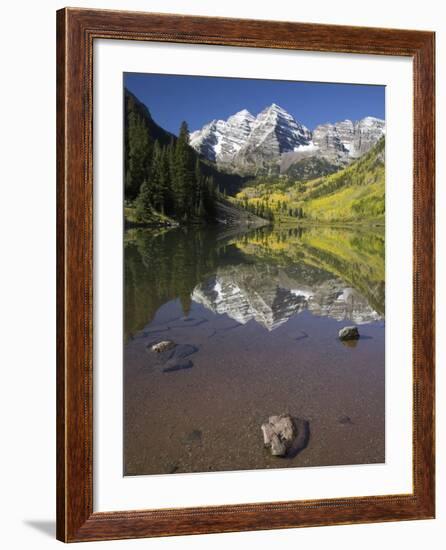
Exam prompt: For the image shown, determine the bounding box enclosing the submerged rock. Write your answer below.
[163,360,193,373]
[338,415,354,425]
[185,429,202,443]
[338,326,360,341]
[162,344,199,373]
[261,414,297,457]
[150,340,176,353]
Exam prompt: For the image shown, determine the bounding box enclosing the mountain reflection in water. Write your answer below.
[124,224,384,340]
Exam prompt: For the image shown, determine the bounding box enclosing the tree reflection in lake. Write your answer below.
[124,224,384,339]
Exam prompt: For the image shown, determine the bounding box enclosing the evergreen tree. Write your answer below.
[173,121,195,220]
[150,141,164,212]
[167,138,176,214]
[160,146,172,214]
[134,180,153,223]
[125,109,152,200]
[203,176,216,218]
[194,158,203,216]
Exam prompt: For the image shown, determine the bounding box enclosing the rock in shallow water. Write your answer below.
[150,340,176,353]
[261,414,297,457]
[338,326,360,341]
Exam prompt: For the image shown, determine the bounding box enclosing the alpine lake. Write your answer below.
[124,223,385,475]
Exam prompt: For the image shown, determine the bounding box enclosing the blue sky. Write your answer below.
[124,73,385,135]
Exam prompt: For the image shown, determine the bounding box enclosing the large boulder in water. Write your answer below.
[261,414,297,457]
[338,326,360,341]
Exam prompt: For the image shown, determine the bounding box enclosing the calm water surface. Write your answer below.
[124,224,385,475]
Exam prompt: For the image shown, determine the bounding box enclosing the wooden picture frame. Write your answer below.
[56,7,435,542]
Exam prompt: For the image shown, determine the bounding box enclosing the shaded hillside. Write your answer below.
[299,137,385,222]
[235,137,385,223]
[124,89,176,147]
[124,88,249,203]
[215,198,269,228]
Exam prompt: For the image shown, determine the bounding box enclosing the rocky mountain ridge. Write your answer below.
[190,103,385,174]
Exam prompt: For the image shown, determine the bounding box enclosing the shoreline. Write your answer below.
[124,218,384,231]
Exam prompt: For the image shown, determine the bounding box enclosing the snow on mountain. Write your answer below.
[190,103,385,172]
[189,119,226,162]
[190,109,255,163]
[233,104,312,170]
[313,117,385,160]
[241,103,311,155]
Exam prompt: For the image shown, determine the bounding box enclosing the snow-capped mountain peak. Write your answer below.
[236,104,312,167]
[190,109,255,162]
[190,105,385,171]
[230,108,255,119]
[312,116,385,160]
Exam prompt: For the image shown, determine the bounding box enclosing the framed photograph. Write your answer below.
[56,8,435,542]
